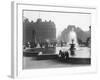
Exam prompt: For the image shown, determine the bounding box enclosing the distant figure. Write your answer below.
[65,51,69,60]
[61,41,63,47]
[27,41,31,48]
[59,50,63,58]
[38,51,43,55]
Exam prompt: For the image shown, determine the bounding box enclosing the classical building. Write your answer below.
[58,25,91,46]
[23,18,56,43]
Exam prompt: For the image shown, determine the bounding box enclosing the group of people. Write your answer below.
[23,40,68,49]
[23,41,57,49]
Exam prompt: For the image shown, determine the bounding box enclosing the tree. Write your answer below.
[24,18,29,24]
[86,37,90,47]
[77,38,82,45]
[36,18,42,23]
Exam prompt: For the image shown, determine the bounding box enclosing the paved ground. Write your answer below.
[23,47,91,69]
[55,47,91,58]
[23,57,90,69]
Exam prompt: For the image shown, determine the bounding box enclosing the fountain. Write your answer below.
[67,28,78,48]
[67,28,79,55]
[58,27,90,58]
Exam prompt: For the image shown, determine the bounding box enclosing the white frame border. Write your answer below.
[11,1,97,79]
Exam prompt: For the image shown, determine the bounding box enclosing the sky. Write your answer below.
[23,10,91,37]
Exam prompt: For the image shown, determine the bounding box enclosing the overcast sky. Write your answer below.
[23,10,91,37]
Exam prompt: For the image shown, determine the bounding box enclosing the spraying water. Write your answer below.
[67,28,79,49]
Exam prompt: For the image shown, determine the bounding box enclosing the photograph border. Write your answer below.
[11,1,97,78]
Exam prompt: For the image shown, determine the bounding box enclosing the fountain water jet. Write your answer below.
[67,28,79,49]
